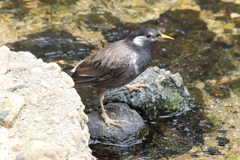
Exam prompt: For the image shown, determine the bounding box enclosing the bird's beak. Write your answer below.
[161,34,174,40]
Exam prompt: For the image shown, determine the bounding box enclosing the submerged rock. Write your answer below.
[87,103,148,145]
[104,66,191,121]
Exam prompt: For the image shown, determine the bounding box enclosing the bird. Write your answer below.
[69,28,174,129]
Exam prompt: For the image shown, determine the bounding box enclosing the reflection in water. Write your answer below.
[90,105,216,159]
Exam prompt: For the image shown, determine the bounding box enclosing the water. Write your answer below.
[1,0,240,159]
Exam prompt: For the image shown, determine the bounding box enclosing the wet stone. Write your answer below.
[216,137,230,147]
[87,103,148,145]
[171,73,183,87]
[203,147,223,155]
[104,67,191,121]
[205,80,231,99]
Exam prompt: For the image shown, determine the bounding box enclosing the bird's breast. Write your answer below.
[129,52,140,75]
[129,50,152,75]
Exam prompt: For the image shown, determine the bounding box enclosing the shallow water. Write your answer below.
[90,104,214,159]
[1,0,240,159]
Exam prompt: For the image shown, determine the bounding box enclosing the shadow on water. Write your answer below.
[8,30,96,65]
[3,0,240,159]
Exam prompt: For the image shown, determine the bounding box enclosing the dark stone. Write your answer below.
[205,81,231,99]
[216,137,230,146]
[204,148,223,155]
[217,130,227,134]
[104,67,191,121]
[87,103,148,145]
[8,30,95,63]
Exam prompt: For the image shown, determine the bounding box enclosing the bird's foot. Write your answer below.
[101,113,125,131]
[124,81,149,92]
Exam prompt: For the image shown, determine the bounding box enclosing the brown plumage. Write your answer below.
[70,28,174,129]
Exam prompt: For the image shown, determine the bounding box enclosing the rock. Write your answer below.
[223,23,235,32]
[171,73,183,87]
[87,103,148,145]
[0,46,95,160]
[205,79,231,99]
[0,46,10,75]
[231,45,240,56]
[104,67,191,121]
[230,12,240,19]
[61,71,75,88]
[16,140,69,160]
[0,93,25,128]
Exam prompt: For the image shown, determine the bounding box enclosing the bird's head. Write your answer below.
[126,28,174,47]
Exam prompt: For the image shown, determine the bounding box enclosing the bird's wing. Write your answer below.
[70,40,133,85]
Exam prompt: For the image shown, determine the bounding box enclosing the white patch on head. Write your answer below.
[133,36,147,46]
[130,52,139,74]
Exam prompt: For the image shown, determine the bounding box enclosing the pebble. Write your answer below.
[171,73,183,87]
[231,12,240,19]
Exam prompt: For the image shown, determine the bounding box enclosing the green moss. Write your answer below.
[227,155,238,160]
[161,88,185,113]
[236,6,240,14]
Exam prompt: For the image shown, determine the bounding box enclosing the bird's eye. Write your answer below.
[146,34,152,38]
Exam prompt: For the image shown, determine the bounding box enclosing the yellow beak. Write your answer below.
[161,33,174,40]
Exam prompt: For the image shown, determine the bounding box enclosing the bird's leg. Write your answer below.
[99,99,123,129]
[97,89,124,130]
[124,81,149,92]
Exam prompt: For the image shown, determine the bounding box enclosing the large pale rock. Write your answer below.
[0,46,95,160]
[16,140,69,160]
